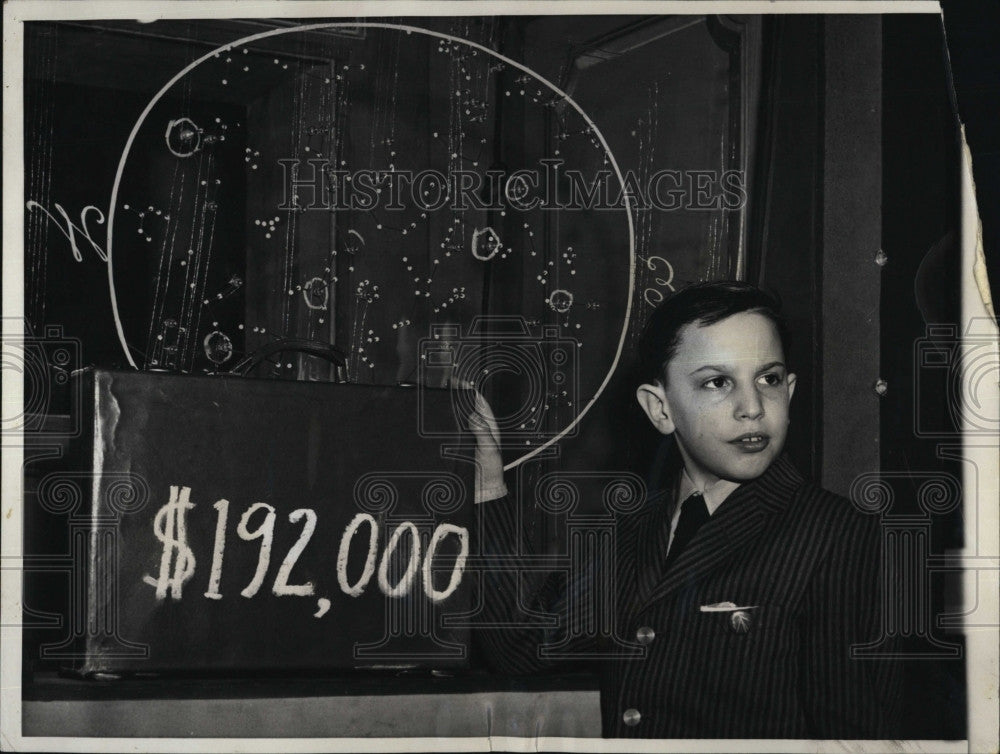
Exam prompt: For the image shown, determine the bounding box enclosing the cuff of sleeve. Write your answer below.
[475,482,509,504]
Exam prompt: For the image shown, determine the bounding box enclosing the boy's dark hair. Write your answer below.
[637,280,790,385]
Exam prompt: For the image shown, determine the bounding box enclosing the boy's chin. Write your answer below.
[715,449,780,482]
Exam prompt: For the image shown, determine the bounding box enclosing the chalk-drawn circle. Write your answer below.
[547,289,574,314]
[302,277,329,311]
[504,174,531,203]
[108,23,636,471]
[165,117,202,158]
[471,227,502,262]
[203,330,234,365]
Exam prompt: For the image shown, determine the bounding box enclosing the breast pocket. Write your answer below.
[697,604,798,658]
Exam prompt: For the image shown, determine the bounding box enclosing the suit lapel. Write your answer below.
[632,454,804,614]
[634,487,674,603]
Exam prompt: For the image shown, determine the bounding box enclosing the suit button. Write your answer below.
[622,708,641,727]
[635,626,655,645]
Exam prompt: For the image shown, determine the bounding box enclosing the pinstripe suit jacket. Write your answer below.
[476,454,901,738]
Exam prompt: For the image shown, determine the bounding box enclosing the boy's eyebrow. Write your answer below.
[688,364,729,376]
[687,361,786,376]
[756,361,786,373]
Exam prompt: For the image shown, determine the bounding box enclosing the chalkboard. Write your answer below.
[57,370,476,675]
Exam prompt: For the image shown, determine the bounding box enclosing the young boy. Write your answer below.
[471,281,899,739]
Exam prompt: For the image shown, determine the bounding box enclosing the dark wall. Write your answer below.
[749,15,824,481]
[882,13,965,740]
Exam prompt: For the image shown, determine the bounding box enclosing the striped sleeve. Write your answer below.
[799,500,903,737]
[472,494,595,675]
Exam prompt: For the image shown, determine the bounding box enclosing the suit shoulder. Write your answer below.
[791,481,880,536]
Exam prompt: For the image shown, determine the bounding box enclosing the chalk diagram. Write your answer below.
[107,22,637,468]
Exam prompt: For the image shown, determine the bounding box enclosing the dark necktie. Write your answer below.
[663,491,710,572]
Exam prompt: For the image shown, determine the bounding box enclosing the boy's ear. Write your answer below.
[636,382,676,435]
[787,372,797,403]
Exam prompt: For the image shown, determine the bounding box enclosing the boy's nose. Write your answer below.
[734,384,765,420]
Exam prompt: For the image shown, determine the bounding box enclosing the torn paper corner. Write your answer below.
[960,124,996,322]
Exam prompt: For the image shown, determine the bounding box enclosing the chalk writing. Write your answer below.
[337,513,380,597]
[204,498,229,600]
[642,254,675,307]
[145,488,470,607]
[273,509,317,597]
[314,597,331,618]
[377,521,421,598]
[142,485,196,600]
[236,502,276,599]
[423,524,469,603]
[25,201,107,263]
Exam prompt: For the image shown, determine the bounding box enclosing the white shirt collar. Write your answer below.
[676,467,741,516]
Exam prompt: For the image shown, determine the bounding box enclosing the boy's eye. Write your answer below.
[758,372,785,387]
[702,376,731,390]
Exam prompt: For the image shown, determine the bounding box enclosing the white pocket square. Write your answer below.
[699,601,759,612]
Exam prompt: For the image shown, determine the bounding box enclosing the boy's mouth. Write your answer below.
[728,433,770,452]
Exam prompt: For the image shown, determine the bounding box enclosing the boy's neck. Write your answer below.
[677,466,741,513]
